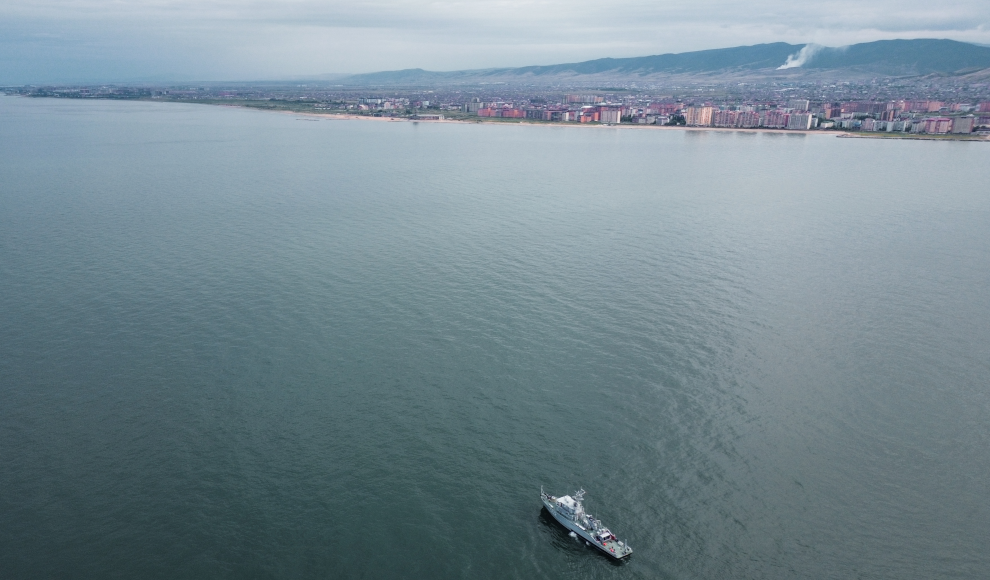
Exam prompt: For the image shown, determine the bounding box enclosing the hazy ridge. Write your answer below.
[339,39,990,85]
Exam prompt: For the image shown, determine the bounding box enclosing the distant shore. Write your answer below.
[836,132,989,142]
[280,110,834,136]
[272,109,989,140]
[12,94,985,140]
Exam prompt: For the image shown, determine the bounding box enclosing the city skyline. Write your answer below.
[14,76,989,138]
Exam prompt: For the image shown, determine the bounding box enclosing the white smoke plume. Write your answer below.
[777,44,824,69]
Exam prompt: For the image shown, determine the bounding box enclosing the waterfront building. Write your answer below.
[762,110,789,129]
[712,110,737,127]
[951,116,975,134]
[579,110,600,123]
[711,109,762,129]
[738,111,760,128]
[684,106,714,126]
[599,109,621,124]
[787,113,813,130]
[923,117,953,134]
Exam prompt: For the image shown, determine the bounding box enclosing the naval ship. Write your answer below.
[541,487,633,559]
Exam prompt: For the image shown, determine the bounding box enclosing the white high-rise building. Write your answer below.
[787,113,814,130]
[599,109,621,124]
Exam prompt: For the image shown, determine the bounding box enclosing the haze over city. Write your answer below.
[2,0,990,83]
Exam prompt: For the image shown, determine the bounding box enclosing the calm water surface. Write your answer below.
[1,96,988,579]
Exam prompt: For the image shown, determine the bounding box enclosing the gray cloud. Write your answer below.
[1,0,988,83]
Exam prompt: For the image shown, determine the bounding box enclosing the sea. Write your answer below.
[1,95,988,580]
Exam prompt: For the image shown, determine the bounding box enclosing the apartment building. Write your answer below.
[684,106,714,126]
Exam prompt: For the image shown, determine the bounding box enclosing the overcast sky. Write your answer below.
[1,0,988,83]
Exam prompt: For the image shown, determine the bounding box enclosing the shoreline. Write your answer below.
[836,132,989,142]
[279,110,987,140]
[283,110,835,136]
[11,95,986,140]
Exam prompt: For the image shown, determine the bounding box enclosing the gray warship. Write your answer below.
[541,487,633,559]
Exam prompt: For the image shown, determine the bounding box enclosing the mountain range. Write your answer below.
[338,39,990,85]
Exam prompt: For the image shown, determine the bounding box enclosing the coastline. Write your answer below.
[279,109,988,140]
[836,132,989,142]
[11,95,986,140]
[282,109,836,136]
